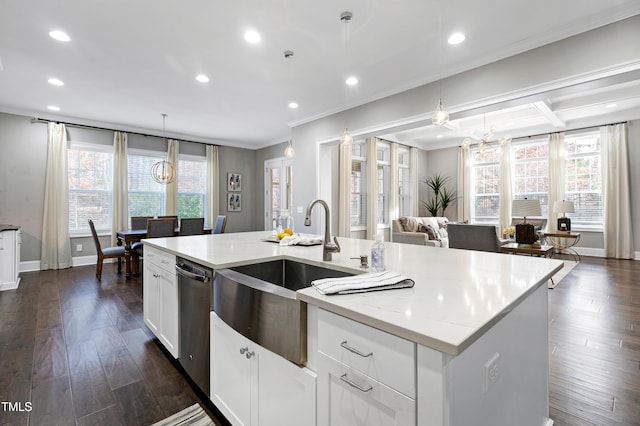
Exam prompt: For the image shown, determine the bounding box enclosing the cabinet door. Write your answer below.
[211,313,255,426]
[318,353,415,426]
[258,346,316,426]
[159,270,178,358]
[143,263,161,336]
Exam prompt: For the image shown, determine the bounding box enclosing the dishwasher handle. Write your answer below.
[175,264,211,282]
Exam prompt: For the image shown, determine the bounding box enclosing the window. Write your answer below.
[376,142,390,225]
[127,150,166,220]
[398,147,410,217]
[469,130,603,228]
[178,155,207,220]
[351,142,366,227]
[512,139,549,216]
[470,149,500,224]
[565,131,602,227]
[67,142,113,233]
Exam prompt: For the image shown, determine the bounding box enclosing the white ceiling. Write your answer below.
[1,1,639,150]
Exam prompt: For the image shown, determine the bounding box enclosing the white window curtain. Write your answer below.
[457,146,471,222]
[206,145,219,228]
[547,132,566,232]
[366,138,378,240]
[164,139,179,216]
[409,147,419,216]
[41,122,72,270]
[389,142,399,223]
[111,131,128,245]
[337,141,352,237]
[601,123,635,259]
[499,142,513,233]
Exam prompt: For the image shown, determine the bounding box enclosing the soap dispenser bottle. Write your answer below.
[371,231,386,272]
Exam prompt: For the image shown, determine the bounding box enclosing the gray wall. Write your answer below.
[0,112,258,264]
[254,15,640,253]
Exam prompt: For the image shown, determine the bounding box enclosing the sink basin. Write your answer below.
[213,259,354,365]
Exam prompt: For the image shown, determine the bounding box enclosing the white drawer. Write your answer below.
[144,245,176,274]
[317,309,415,398]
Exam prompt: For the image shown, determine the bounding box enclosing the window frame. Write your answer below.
[67,140,114,235]
[177,153,207,222]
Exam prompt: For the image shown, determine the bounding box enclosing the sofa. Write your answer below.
[392,216,449,247]
[447,223,508,253]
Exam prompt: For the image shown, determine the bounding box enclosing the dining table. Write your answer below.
[116,227,212,278]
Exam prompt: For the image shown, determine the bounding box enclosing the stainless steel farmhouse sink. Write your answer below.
[213,259,354,365]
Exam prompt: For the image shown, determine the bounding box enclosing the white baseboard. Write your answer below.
[20,255,121,272]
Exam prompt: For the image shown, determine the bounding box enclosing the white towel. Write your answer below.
[312,270,414,295]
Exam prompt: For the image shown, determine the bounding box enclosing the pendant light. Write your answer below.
[432,4,449,127]
[283,50,296,158]
[151,114,175,184]
[339,11,354,146]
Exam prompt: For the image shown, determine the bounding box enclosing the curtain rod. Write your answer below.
[30,117,219,147]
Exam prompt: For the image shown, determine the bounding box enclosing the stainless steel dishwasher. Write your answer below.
[175,257,213,395]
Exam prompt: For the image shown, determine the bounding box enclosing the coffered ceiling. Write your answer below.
[0,1,639,149]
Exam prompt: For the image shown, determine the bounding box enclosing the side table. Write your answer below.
[500,242,554,258]
[543,232,581,262]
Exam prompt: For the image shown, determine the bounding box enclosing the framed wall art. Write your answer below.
[227,172,242,192]
[227,193,242,212]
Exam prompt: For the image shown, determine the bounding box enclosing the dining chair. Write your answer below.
[179,217,205,236]
[158,215,178,229]
[131,216,153,230]
[213,215,227,234]
[89,219,126,281]
[132,218,177,275]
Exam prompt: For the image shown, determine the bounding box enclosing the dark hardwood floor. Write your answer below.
[0,256,639,425]
[0,263,225,426]
[548,257,640,426]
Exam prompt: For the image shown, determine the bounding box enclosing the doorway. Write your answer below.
[264,158,293,231]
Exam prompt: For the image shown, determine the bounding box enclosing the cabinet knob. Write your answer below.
[240,347,247,355]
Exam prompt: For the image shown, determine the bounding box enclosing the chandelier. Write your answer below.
[462,115,511,157]
[151,114,175,184]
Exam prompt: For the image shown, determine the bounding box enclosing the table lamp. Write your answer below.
[553,200,574,232]
[512,198,541,244]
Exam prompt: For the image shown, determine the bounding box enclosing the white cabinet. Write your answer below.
[316,309,415,426]
[210,312,317,426]
[0,227,21,291]
[143,245,178,358]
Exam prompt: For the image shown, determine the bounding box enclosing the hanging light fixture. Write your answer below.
[462,114,512,157]
[339,11,354,146]
[283,50,297,158]
[432,98,449,126]
[151,114,175,184]
[284,139,295,158]
[432,4,450,127]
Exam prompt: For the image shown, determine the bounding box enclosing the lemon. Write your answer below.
[277,232,287,240]
[284,227,293,235]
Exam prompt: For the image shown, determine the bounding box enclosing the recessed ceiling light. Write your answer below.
[48,78,64,86]
[346,76,358,86]
[196,74,210,83]
[288,102,299,109]
[437,134,444,139]
[448,32,466,45]
[244,30,261,44]
[605,103,617,108]
[47,105,60,111]
[49,30,70,42]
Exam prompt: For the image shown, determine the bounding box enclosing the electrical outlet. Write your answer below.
[483,352,500,393]
[297,206,303,214]
[76,244,83,252]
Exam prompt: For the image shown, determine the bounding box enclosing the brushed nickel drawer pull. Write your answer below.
[340,340,373,357]
[340,373,373,393]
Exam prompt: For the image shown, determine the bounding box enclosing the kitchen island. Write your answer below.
[144,231,562,426]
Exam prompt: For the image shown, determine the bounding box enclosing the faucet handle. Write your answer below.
[333,236,341,253]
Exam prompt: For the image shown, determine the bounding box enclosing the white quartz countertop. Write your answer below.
[144,231,563,356]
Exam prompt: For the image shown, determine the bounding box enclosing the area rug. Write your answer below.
[548,260,577,289]
[152,403,215,426]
